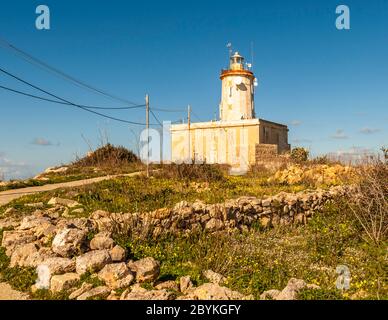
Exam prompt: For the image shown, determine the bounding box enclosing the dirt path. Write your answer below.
[0,172,143,207]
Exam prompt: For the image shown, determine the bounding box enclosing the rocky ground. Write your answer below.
[0,162,385,301]
[0,188,334,300]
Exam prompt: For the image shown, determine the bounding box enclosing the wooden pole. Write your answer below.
[146,94,149,178]
[188,105,191,163]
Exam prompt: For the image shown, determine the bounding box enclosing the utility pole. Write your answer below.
[145,94,149,178]
[187,105,191,163]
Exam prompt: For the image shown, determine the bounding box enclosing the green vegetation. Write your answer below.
[0,162,386,300]
[150,163,229,182]
[0,174,310,217]
[113,202,387,300]
[1,267,37,292]
[80,271,106,288]
[30,289,70,300]
[291,147,309,163]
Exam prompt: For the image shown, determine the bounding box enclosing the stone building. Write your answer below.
[170,51,290,170]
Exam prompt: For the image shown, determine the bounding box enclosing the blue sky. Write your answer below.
[0,0,387,179]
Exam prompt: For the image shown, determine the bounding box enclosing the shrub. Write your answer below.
[347,162,388,244]
[381,147,388,163]
[291,147,309,163]
[73,143,139,168]
[309,155,339,166]
[150,163,227,182]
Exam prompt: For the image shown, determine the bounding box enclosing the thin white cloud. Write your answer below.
[31,138,58,146]
[330,129,349,140]
[359,127,381,135]
[290,120,302,126]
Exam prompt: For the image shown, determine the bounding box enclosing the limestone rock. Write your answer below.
[25,202,44,208]
[185,283,251,300]
[106,291,120,300]
[43,166,68,174]
[1,230,37,255]
[34,222,57,239]
[205,218,224,231]
[50,273,80,293]
[128,257,160,282]
[275,278,319,300]
[52,227,87,258]
[40,257,76,275]
[4,207,18,215]
[179,276,193,293]
[98,263,134,289]
[121,284,175,300]
[76,250,112,275]
[64,218,95,233]
[0,217,21,229]
[48,197,81,208]
[71,208,85,215]
[90,232,115,250]
[203,270,226,285]
[155,280,179,292]
[260,278,321,301]
[68,282,94,300]
[10,243,38,267]
[109,245,126,262]
[10,244,55,268]
[18,216,50,230]
[90,210,113,232]
[77,286,111,300]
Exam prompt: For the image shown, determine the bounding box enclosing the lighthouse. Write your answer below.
[219,52,256,121]
[170,48,290,168]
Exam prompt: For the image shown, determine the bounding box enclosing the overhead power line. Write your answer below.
[149,108,163,127]
[0,67,155,126]
[150,106,186,113]
[0,37,141,106]
[0,84,145,110]
[191,110,203,122]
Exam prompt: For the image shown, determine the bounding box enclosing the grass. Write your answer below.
[30,289,70,300]
[111,201,387,300]
[0,174,311,218]
[0,163,386,300]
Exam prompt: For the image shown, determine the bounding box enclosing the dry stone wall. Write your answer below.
[92,185,353,237]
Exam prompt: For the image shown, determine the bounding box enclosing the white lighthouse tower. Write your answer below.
[170,48,290,167]
[219,52,256,121]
